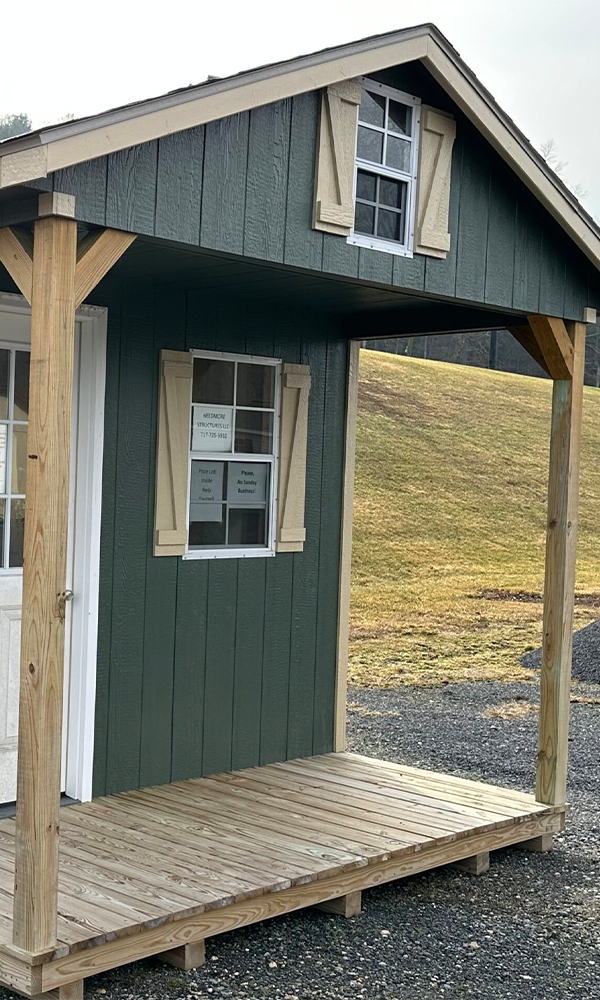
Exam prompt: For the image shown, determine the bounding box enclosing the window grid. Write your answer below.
[350,79,421,257]
[355,173,408,245]
[0,345,30,572]
[357,97,415,179]
[186,350,281,559]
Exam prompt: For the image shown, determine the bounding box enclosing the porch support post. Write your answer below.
[334,340,360,752]
[12,214,78,952]
[536,320,585,806]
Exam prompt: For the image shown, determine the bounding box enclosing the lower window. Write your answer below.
[185,350,280,559]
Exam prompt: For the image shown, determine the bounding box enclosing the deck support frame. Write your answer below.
[27,807,562,994]
[0,205,135,957]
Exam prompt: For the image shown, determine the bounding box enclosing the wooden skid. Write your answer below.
[316,891,362,917]
[515,833,554,853]
[157,941,205,971]
[450,851,490,875]
[0,753,564,995]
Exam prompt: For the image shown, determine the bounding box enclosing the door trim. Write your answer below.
[0,292,106,804]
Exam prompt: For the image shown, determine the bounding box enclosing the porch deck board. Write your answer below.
[0,752,562,986]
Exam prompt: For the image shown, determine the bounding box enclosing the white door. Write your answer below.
[0,298,105,806]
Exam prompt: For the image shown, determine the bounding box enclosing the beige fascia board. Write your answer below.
[423,38,600,271]
[0,35,428,187]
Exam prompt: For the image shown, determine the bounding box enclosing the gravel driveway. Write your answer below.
[2,679,599,1000]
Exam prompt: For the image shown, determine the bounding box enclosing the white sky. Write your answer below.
[2,0,599,216]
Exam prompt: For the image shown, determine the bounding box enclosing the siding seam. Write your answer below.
[281,98,295,266]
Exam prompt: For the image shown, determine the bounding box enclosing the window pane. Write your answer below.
[379,177,405,210]
[357,126,383,164]
[386,135,411,172]
[236,363,275,408]
[227,462,269,505]
[377,209,403,243]
[192,357,234,405]
[235,410,273,454]
[355,202,375,235]
[0,351,8,420]
[9,498,24,568]
[356,170,377,203]
[191,404,233,452]
[388,100,411,136]
[190,460,225,504]
[189,507,226,547]
[228,508,266,547]
[14,352,29,420]
[11,425,27,494]
[359,90,385,128]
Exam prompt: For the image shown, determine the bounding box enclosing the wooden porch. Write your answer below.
[0,752,563,996]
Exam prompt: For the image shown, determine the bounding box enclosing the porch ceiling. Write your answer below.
[102,237,524,333]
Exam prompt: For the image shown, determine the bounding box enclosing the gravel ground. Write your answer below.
[522,617,600,683]
[3,678,600,1000]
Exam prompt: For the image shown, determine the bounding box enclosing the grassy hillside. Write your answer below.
[349,350,600,687]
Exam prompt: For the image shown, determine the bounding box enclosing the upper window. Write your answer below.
[185,350,280,559]
[349,79,420,257]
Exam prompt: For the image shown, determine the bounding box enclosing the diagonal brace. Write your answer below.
[527,314,574,380]
[0,227,34,303]
[507,325,552,377]
[74,229,136,307]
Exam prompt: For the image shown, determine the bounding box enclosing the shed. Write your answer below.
[0,22,596,997]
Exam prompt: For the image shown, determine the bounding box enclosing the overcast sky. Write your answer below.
[2,0,598,216]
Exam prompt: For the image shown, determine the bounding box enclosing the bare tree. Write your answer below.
[540,138,587,201]
[0,113,32,140]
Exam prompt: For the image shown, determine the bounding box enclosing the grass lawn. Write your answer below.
[349,349,600,687]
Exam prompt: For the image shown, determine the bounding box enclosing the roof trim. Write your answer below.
[1,23,599,275]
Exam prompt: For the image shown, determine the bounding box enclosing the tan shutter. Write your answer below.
[313,79,362,237]
[276,363,311,553]
[154,349,194,557]
[415,106,457,259]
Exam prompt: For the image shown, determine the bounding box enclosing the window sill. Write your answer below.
[182,547,276,561]
[347,233,415,258]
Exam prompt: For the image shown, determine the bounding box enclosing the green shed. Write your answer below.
[0,22,596,997]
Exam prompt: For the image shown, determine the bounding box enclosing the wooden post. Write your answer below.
[536,321,586,807]
[12,215,78,952]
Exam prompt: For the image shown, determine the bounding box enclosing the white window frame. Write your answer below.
[347,77,421,258]
[0,342,29,572]
[183,348,281,561]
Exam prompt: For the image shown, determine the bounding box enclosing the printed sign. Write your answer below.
[190,461,224,503]
[227,462,268,505]
[192,405,233,453]
[0,425,6,495]
[189,461,224,523]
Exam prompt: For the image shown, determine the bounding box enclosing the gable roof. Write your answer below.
[2,23,599,273]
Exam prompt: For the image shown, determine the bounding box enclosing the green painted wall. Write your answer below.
[90,278,347,797]
[49,62,597,322]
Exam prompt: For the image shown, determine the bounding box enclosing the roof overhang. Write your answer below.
[2,23,599,273]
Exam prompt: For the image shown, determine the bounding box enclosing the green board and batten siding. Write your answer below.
[90,280,347,797]
[49,62,597,322]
